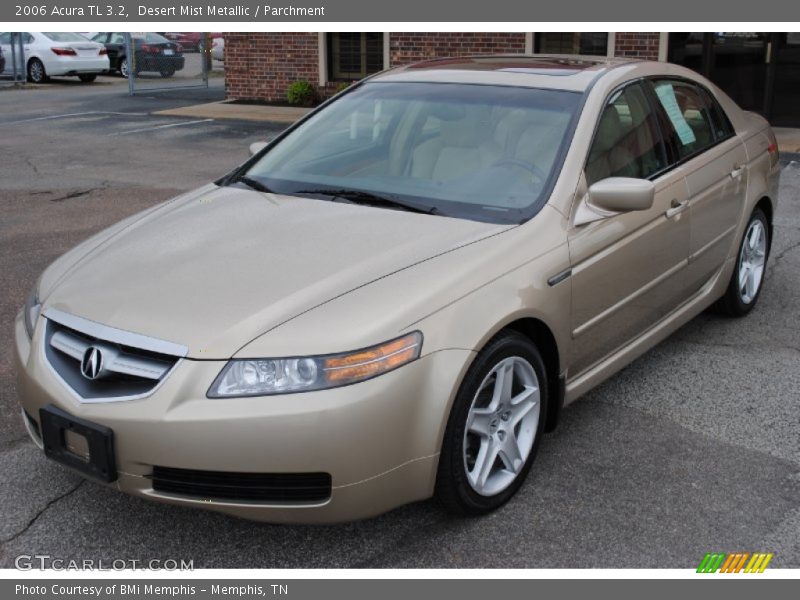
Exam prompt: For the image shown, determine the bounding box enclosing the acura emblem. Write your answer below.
[80,347,103,380]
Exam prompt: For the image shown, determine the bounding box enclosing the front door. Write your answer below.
[567,81,692,377]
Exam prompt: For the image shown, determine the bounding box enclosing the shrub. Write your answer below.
[335,81,351,94]
[286,81,318,107]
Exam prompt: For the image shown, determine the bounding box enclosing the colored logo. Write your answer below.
[697,552,773,573]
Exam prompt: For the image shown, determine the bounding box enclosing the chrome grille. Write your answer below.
[43,309,186,402]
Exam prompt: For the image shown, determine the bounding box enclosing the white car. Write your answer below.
[211,37,224,62]
[0,32,109,83]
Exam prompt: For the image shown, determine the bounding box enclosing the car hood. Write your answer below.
[44,186,511,358]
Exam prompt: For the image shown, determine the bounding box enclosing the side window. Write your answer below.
[586,82,668,185]
[705,89,735,140]
[23,33,34,44]
[651,79,718,159]
[110,33,126,45]
[0,33,10,45]
[92,33,109,43]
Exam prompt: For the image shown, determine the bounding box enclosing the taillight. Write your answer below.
[176,44,183,53]
[51,47,77,56]
[139,44,160,54]
[768,139,779,167]
[99,47,108,55]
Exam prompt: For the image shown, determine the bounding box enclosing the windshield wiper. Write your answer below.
[234,176,275,194]
[294,188,441,216]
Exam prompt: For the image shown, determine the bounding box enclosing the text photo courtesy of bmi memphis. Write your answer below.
[0,0,799,593]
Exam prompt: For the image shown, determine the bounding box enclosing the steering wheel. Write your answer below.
[490,158,548,183]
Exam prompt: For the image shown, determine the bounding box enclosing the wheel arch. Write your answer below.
[755,196,774,252]
[501,317,564,433]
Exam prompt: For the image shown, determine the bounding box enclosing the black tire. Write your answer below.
[78,74,97,83]
[27,58,48,83]
[435,330,548,516]
[159,68,176,78]
[715,208,770,317]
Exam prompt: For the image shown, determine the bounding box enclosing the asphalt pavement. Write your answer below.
[0,81,798,569]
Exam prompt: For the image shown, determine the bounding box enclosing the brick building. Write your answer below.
[224,32,799,126]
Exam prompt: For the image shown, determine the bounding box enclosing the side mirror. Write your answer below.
[249,141,268,156]
[588,177,655,213]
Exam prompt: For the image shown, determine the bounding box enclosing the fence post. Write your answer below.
[125,33,134,95]
[202,33,210,86]
[17,33,24,83]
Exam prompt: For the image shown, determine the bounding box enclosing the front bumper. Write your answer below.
[15,313,472,523]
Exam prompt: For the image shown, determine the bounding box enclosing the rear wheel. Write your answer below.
[435,330,548,515]
[716,208,770,317]
[78,74,97,83]
[159,67,176,78]
[27,58,47,83]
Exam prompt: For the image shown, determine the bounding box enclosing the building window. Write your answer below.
[534,33,610,56]
[326,33,384,81]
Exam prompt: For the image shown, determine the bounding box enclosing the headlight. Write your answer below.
[23,286,42,339]
[208,331,423,398]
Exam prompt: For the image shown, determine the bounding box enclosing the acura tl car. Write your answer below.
[15,56,780,522]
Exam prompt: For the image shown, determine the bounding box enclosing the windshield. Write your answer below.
[43,32,89,42]
[240,82,581,223]
[133,33,170,44]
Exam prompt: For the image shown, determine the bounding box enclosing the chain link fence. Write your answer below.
[0,33,28,87]
[124,32,218,95]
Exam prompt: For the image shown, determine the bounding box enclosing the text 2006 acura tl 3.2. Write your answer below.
[16,56,780,522]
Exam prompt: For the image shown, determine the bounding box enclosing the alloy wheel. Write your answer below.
[463,356,540,496]
[738,219,767,304]
[28,60,44,83]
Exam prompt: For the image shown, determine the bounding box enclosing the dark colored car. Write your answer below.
[91,32,184,78]
[163,32,222,52]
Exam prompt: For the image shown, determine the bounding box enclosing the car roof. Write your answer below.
[370,54,642,92]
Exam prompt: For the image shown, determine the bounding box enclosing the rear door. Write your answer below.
[649,78,748,293]
[567,81,692,376]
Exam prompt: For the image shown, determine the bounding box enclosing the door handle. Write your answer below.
[665,199,688,219]
[730,165,745,179]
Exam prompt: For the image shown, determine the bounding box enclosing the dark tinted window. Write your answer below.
[535,33,608,56]
[327,33,384,81]
[651,79,719,159]
[586,82,668,185]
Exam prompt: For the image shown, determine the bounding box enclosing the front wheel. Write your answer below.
[435,330,548,515]
[119,58,133,78]
[716,208,770,317]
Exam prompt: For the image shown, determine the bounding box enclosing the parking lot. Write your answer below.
[0,80,798,569]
